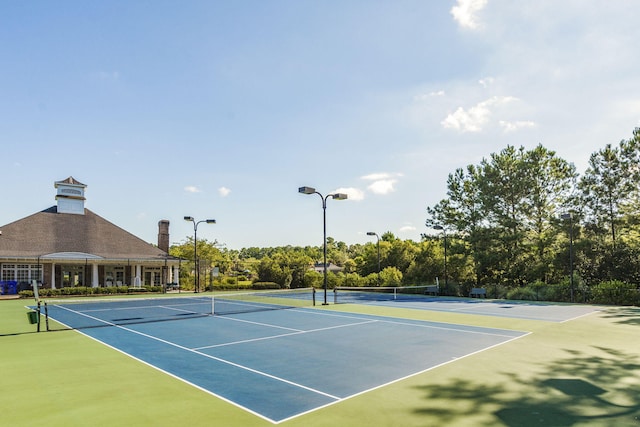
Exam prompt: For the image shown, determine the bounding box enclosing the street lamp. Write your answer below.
[298,186,348,305]
[184,216,216,293]
[366,231,381,285]
[433,225,448,286]
[561,213,575,303]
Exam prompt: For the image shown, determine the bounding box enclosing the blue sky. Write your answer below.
[2,1,639,250]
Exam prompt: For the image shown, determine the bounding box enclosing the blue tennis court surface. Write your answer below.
[338,292,600,322]
[45,302,527,423]
[341,297,599,322]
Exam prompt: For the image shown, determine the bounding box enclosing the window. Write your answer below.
[143,267,162,286]
[1,264,42,282]
[104,266,125,286]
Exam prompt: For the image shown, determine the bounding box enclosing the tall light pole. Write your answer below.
[433,225,448,286]
[561,213,574,303]
[366,231,381,286]
[298,186,347,305]
[184,216,216,293]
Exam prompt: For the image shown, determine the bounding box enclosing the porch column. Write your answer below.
[51,263,56,289]
[92,264,99,287]
[173,266,180,287]
[135,265,142,287]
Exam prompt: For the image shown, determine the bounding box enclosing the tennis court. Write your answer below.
[333,286,600,322]
[40,290,527,423]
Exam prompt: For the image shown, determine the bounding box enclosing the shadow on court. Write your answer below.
[600,307,640,326]
[412,346,640,426]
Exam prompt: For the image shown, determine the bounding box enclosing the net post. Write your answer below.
[333,288,337,304]
[393,287,397,300]
[312,288,316,306]
[211,295,215,316]
[36,301,41,332]
[44,302,50,331]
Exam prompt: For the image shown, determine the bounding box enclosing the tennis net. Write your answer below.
[43,288,316,330]
[333,285,435,304]
[211,288,315,316]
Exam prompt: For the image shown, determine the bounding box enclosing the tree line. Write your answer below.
[171,128,640,305]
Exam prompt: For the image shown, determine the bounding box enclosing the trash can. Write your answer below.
[27,311,39,324]
[7,281,18,294]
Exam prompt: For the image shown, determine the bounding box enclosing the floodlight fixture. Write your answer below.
[184,216,217,293]
[366,231,381,285]
[298,186,316,195]
[297,185,348,304]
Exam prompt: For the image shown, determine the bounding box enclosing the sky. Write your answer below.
[2,0,640,250]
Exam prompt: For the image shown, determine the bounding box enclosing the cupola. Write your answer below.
[54,176,87,215]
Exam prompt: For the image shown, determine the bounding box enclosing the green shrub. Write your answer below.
[252,282,281,290]
[539,283,571,302]
[437,282,461,297]
[207,283,247,291]
[589,281,640,306]
[490,284,509,299]
[506,287,538,301]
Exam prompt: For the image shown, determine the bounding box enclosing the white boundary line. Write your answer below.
[280,332,531,424]
[49,304,530,424]
[194,319,378,350]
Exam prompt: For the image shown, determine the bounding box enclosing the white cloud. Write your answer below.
[368,179,397,195]
[361,172,392,181]
[218,186,231,197]
[334,187,364,201]
[441,96,517,133]
[451,0,488,30]
[499,120,536,133]
[361,172,403,195]
[184,186,201,193]
[399,225,416,233]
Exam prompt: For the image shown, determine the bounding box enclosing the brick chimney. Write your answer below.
[158,220,170,253]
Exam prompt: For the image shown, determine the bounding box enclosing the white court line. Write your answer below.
[213,314,304,332]
[286,307,525,338]
[54,304,530,425]
[281,331,530,424]
[193,319,378,350]
[56,307,342,402]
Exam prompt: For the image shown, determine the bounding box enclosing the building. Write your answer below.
[311,262,344,274]
[0,177,180,293]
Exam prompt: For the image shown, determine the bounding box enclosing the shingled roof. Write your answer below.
[55,176,86,186]
[0,206,169,261]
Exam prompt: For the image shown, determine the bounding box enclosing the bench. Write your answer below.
[469,287,486,298]
[424,285,439,296]
[166,283,180,291]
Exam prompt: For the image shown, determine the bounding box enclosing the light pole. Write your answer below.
[366,231,381,285]
[433,225,448,286]
[561,213,574,303]
[298,186,348,305]
[184,216,216,293]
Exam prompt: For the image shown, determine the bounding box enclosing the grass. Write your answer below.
[2,297,639,426]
